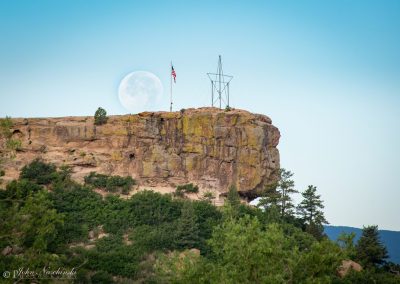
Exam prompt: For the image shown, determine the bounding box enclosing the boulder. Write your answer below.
[1,246,12,256]
[337,260,363,277]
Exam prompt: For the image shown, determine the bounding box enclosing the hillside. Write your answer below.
[1,112,399,282]
[325,225,400,264]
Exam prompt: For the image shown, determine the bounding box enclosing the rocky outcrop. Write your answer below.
[337,260,362,277]
[0,107,280,200]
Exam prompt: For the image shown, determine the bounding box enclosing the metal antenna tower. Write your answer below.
[207,55,233,109]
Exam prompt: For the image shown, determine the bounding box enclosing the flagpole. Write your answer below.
[170,61,172,112]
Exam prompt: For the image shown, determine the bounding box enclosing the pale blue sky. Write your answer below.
[1,0,399,230]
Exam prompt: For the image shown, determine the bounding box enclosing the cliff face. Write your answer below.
[0,108,280,200]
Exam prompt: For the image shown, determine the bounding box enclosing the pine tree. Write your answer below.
[297,185,329,239]
[257,183,282,223]
[226,185,240,207]
[258,183,280,209]
[175,202,200,249]
[297,185,328,225]
[356,225,388,267]
[277,169,298,217]
[94,107,108,125]
[297,185,328,239]
[258,169,298,220]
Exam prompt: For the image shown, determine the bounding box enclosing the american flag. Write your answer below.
[171,65,176,83]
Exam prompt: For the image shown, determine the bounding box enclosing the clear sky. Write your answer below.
[1,0,399,230]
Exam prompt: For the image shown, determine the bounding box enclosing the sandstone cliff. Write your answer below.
[0,108,280,200]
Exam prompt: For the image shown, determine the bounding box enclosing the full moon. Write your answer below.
[118,71,163,113]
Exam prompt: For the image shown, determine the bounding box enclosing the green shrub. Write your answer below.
[84,172,108,188]
[94,107,108,126]
[128,191,182,227]
[0,116,13,139]
[174,188,185,197]
[84,172,135,194]
[102,195,130,234]
[91,270,114,283]
[131,224,178,251]
[201,191,215,203]
[175,183,199,197]
[106,175,135,193]
[6,138,21,151]
[0,116,22,154]
[83,235,141,277]
[5,179,43,201]
[20,159,57,185]
[51,182,104,242]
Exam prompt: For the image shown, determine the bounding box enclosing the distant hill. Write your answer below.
[324,225,400,264]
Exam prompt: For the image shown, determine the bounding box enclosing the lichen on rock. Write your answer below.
[0,107,280,200]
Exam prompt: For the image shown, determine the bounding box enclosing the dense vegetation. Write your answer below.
[0,161,399,283]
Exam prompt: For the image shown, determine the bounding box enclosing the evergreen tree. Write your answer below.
[260,169,298,218]
[297,185,328,239]
[157,216,345,283]
[297,185,328,225]
[258,183,281,223]
[222,185,242,220]
[277,169,298,217]
[226,184,240,207]
[18,190,64,251]
[175,202,200,249]
[94,107,108,125]
[356,225,388,268]
[258,183,280,209]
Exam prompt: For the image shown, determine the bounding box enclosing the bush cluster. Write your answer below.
[175,183,199,197]
[84,172,135,194]
[20,159,57,185]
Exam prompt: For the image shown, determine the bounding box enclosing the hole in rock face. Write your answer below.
[272,160,275,163]
[12,129,22,135]
[12,129,23,139]
[129,153,135,160]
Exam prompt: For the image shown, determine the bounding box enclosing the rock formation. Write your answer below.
[337,260,362,278]
[0,107,280,200]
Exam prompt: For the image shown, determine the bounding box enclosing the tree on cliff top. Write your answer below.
[94,107,108,125]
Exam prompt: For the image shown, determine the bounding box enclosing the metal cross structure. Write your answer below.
[207,55,233,109]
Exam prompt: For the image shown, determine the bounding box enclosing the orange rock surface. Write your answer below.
[0,107,280,200]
